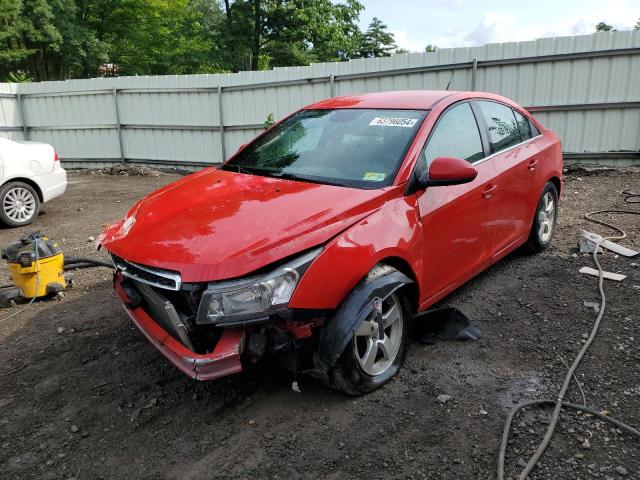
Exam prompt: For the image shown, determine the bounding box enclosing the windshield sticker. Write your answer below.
[363,172,386,181]
[369,117,418,128]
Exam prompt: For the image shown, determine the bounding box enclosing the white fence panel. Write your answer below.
[0,30,638,168]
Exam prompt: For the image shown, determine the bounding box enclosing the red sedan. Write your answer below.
[99,90,562,394]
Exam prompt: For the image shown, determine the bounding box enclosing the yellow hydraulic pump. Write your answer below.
[3,233,66,299]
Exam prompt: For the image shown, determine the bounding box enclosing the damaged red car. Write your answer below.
[99,90,562,395]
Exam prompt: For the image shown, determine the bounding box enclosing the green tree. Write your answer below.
[0,0,33,81]
[595,21,615,32]
[425,44,438,52]
[0,0,375,78]
[1,0,108,81]
[15,0,64,80]
[358,17,396,57]
[218,0,363,71]
[83,0,223,76]
[635,17,639,29]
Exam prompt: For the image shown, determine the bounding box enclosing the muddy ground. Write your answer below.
[1,167,639,480]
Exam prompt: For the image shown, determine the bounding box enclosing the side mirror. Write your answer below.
[417,156,478,189]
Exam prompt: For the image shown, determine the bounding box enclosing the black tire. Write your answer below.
[523,182,558,254]
[0,181,41,228]
[326,266,411,395]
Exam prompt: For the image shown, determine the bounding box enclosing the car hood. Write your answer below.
[100,168,389,282]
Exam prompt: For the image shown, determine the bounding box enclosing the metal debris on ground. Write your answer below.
[578,266,626,282]
[130,397,158,422]
[582,300,600,313]
[436,394,452,404]
[81,165,165,177]
[577,229,638,257]
[414,307,481,344]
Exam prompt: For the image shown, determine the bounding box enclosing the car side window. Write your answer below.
[513,109,532,141]
[477,101,521,153]
[422,103,484,166]
[529,120,540,137]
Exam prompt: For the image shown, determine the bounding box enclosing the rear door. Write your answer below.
[474,101,540,257]
[416,102,498,303]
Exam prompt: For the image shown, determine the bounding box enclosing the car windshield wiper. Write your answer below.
[221,164,256,175]
[268,171,306,181]
[267,171,348,187]
[223,164,347,187]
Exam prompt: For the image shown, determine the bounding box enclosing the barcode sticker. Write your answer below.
[369,117,418,128]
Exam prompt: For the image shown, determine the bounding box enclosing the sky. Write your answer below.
[358,0,640,52]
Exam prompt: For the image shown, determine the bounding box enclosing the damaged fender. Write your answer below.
[315,269,413,374]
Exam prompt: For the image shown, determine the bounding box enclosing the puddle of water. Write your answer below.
[498,369,551,413]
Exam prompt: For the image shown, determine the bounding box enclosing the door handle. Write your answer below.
[482,184,497,199]
[528,159,538,171]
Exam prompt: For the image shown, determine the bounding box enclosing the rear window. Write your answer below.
[529,120,541,137]
[477,101,522,153]
[513,110,532,141]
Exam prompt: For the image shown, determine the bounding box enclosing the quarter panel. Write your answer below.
[535,132,564,194]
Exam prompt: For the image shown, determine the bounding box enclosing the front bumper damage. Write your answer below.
[114,272,244,380]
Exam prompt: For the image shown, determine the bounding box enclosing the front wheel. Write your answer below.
[0,181,41,228]
[523,182,558,253]
[329,287,410,395]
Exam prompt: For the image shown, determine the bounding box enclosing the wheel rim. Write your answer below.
[3,187,36,222]
[537,191,555,243]
[353,293,403,377]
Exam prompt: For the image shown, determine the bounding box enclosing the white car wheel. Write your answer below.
[0,182,41,227]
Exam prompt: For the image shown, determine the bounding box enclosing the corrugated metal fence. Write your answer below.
[1,30,639,169]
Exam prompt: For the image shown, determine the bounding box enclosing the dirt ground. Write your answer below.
[1,167,639,480]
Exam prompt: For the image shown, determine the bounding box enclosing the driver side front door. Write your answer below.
[415,102,498,306]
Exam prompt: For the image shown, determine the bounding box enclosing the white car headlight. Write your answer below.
[196,248,322,325]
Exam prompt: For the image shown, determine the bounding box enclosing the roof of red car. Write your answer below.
[305,90,461,110]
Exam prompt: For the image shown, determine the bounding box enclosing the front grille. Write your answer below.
[112,255,181,291]
[126,277,217,354]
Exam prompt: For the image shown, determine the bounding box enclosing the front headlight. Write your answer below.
[196,248,322,325]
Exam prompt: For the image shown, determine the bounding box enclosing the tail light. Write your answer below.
[54,152,59,162]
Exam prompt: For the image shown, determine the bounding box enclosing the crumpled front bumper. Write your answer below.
[114,273,244,381]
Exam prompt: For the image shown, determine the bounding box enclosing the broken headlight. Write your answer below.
[196,248,322,325]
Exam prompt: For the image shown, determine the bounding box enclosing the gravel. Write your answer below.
[0,168,639,479]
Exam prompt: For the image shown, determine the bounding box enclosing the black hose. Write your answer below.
[64,257,113,269]
[64,262,106,271]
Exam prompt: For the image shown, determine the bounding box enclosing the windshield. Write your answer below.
[224,108,428,189]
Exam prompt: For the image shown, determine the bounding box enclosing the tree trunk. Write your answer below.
[250,0,261,70]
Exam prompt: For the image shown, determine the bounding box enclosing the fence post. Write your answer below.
[329,73,335,97]
[471,58,478,91]
[112,88,125,163]
[16,93,29,141]
[217,85,226,162]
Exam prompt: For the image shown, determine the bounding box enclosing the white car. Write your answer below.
[0,138,67,227]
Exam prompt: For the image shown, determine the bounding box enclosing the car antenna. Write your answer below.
[445,70,455,90]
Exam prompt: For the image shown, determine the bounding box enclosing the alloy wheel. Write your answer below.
[537,191,555,243]
[353,293,404,376]
[3,187,36,223]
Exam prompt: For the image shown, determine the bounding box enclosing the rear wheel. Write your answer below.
[0,182,40,228]
[523,182,558,253]
[328,273,410,395]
